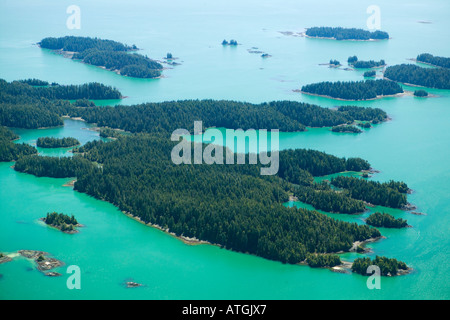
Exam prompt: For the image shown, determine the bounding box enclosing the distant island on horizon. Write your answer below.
[303,27,389,41]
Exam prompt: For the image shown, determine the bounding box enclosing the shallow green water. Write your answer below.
[1,0,449,299]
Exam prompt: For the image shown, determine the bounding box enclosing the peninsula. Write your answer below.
[384,64,450,89]
[415,53,450,69]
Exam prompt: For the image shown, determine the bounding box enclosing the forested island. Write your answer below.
[304,27,389,41]
[347,56,386,69]
[39,36,163,78]
[222,39,238,46]
[366,212,408,228]
[414,89,428,97]
[301,79,404,100]
[329,59,341,67]
[363,70,376,77]
[384,64,450,89]
[42,212,81,233]
[352,256,409,276]
[415,53,450,69]
[331,125,362,133]
[37,137,80,148]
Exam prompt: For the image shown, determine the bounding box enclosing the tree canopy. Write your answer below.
[366,212,408,228]
[0,126,37,161]
[306,27,389,40]
[37,137,80,148]
[39,36,162,79]
[384,64,450,89]
[301,79,403,100]
[416,53,450,69]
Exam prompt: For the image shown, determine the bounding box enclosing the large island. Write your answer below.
[38,36,163,79]
[2,78,411,271]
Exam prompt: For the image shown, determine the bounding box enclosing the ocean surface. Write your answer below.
[0,0,449,299]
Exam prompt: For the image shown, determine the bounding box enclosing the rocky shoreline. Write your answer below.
[349,236,385,254]
[0,253,13,264]
[15,250,64,276]
[18,250,64,274]
[123,211,211,246]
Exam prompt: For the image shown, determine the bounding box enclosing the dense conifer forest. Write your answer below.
[414,89,428,97]
[347,56,386,68]
[330,176,409,208]
[99,128,122,138]
[416,53,450,68]
[0,79,120,128]
[363,70,376,77]
[37,137,80,148]
[352,256,408,276]
[1,79,389,132]
[1,77,414,268]
[305,27,389,40]
[366,212,408,228]
[43,212,79,232]
[293,185,367,214]
[76,100,388,134]
[14,155,92,178]
[39,36,163,79]
[301,79,403,100]
[12,134,384,264]
[384,64,450,89]
[331,125,362,133]
[0,126,37,161]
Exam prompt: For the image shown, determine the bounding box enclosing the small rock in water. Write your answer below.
[45,272,62,277]
[126,281,142,288]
